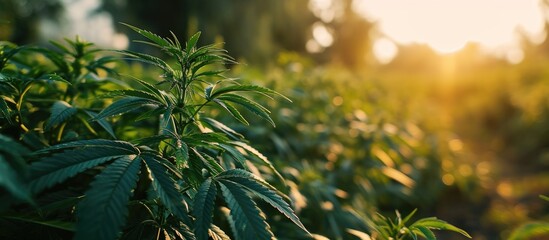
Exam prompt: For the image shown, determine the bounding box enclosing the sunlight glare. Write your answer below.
[505,47,525,64]
[354,0,545,59]
[312,22,334,47]
[309,0,337,23]
[40,0,128,49]
[372,37,398,64]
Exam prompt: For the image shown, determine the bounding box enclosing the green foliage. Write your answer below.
[29,140,136,194]
[363,209,471,240]
[218,55,474,239]
[219,181,274,239]
[0,134,32,205]
[193,178,217,240]
[508,222,549,240]
[508,195,549,240]
[0,24,473,240]
[0,25,313,240]
[0,37,120,145]
[75,155,141,240]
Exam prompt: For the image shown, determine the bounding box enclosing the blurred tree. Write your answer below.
[2,0,376,66]
[101,0,317,64]
[0,0,63,43]
[327,0,373,68]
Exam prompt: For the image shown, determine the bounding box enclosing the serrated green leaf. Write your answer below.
[26,48,64,73]
[118,50,175,76]
[184,132,230,145]
[194,69,227,79]
[186,32,201,54]
[209,224,231,240]
[130,135,171,146]
[402,209,418,226]
[190,148,224,175]
[210,85,291,102]
[218,144,248,169]
[74,156,141,240]
[221,207,238,239]
[101,89,165,105]
[159,107,175,136]
[168,30,182,49]
[175,140,189,167]
[170,223,196,240]
[414,226,436,240]
[34,139,135,154]
[84,110,116,139]
[143,153,190,223]
[49,40,72,54]
[191,56,225,75]
[217,94,275,126]
[134,107,167,122]
[215,169,308,234]
[200,117,243,140]
[45,100,77,130]
[0,97,13,125]
[93,97,161,120]
[410,230,418,240]
[86,56,118,75]
[0,135,29,167]
[127,75,169,103]
[411,218,471,238]
[205,85,214,100]
[218,180,274,240]
[0,43,26,70]
[2,214,75,232]
[214,99,249,125]
[193,178,217,240]
[29,140,138,193]
[230,141,284,183]
[38,73,70,84]
[0,155,31,203]
[188,44,235,65]
[122,23,172,48]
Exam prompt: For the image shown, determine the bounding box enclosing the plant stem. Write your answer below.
[155,227,161,240]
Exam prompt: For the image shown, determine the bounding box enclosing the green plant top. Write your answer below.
[0,24,307,240]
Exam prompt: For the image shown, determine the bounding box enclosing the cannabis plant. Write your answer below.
[1,25,308,240]
[347,209,471,240]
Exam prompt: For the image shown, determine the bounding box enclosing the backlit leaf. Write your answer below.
[214,99,248,125]
[122,23,171,48]
[186,32,201,53]
[29,139,138,193]
[216,169,308,234]
[217,94,275,126]
[411,217,471,238]
[93,97,161,120]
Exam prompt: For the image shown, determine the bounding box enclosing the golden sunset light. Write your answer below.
[355,0,546,62]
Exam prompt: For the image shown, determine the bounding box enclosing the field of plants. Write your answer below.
[2,0,549,239]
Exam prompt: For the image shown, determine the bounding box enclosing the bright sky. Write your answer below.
[353,0,547,63]
[40,0,128,50]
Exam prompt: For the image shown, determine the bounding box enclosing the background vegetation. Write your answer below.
[1,0,549,239]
